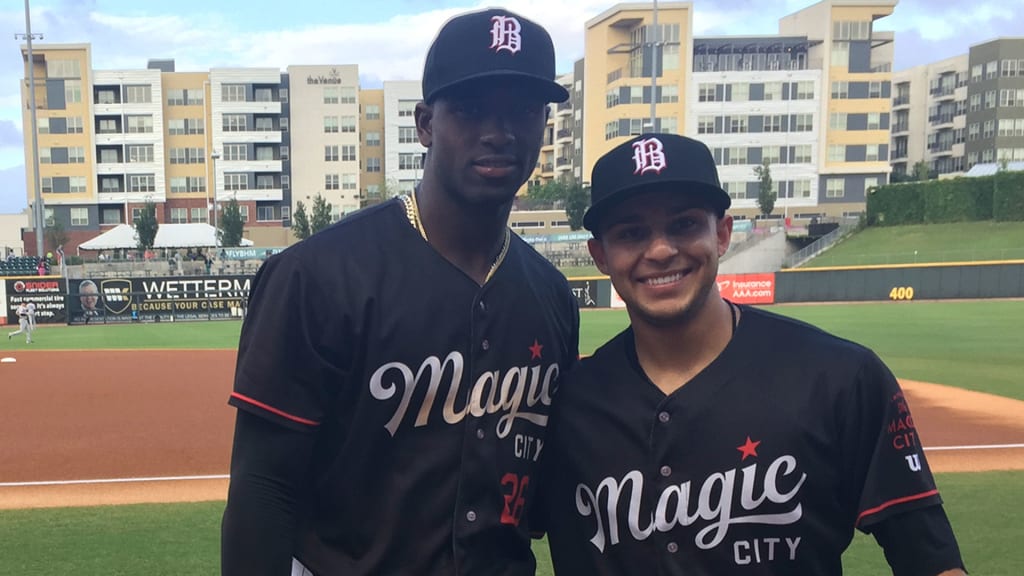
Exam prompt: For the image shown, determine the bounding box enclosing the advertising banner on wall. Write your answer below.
[568,278,600,309]
[66,275,253,324]
[4,276,68,325]
[716,273,776,304]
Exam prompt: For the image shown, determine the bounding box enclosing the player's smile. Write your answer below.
[472,154,519,180]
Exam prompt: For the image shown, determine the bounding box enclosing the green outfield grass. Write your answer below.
[801,221,1024,268]
[558,264,602,277]
[1,471,1018,576]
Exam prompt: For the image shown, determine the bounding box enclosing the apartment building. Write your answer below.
[382,81,425,196]
[966,38,1024,167]
[526,72,577,190]
[359,89,385,204]
[286,65,361,222]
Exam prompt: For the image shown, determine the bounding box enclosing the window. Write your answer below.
[224,144,247,162]
[340,87,356,104]
[68,116,84,133]
[825,178,845,198]
[239,205,250,223]
[100,177,120,193]
[628,86,644,104]
[866,144,880,162]
[280,118,289,131]
[983,120,995,139]
[340,116,356,133]
[129,175,155,192]
[763,115,785,133]
[366,157,381,172]
[98,118,119,134]
[864,177,879,192]
[1000,89,1024,107]
[1002,59,1020,77]
[257,206,275,222]
[68,146,86,163]
[186,90,203,106]
[399,153,422,171]
[969,93,982,112]
[323,86,339,104]
[762,146,782,164]
[398,100,417,117]
[829,113,847,130]
[324,116,339,133]
[170,177,188,193]
[605,121,619,140]
[325,145,339,161]
[128,145,154,163]
[793,145,812,163]
[40,147,51,163]
[125,85,151,103]
[70,176,87,193]
[222,84,247,102]
[99,148,119,163]
[255,117,274,131]
[724,182,746,200]
[661,44,680,71]
[65,80,83,104]
[985,61,998,80]
[763,82,782,101]
[698,83,717,102]
[794,81,814,100]
[255,146,275,161]
[97,88,118,104]
[47,59,81,78]
[792,180,811,198]
[659,85,678,103]
[191,207,208,223]
[830,41,850,67]
[399,126,418,143]
[224,114,247,132]
[794,114,813,132]
[167,89,185,106]
[325,174,340,190]
[102,209,121,224]
[366,131,381,146]
[867,113,881,130]
[342,174,357,190]
[254,88,274,102]
[366,184,380,196]
[256,175,275,189]
[833,20,871,40]
[869,82,882,99]
[365,105,380,120]
[831,81,849,99]
[126,115,153,133]
[971,64,982,82]
[41,177,53,193]
[828,145,846,162]
[731,83,749,102]
[169,147,204,164]
[280,145,289,161]
[225,173,248,190]
[37,117,50,134]
[341,145,356,162]
[727,147,746,165]
[729,117,748,134]
[659,116,678,135]
[969,123,981,140]
[170,208,188,224]
[70,208,89,226]
[279,88,289,103]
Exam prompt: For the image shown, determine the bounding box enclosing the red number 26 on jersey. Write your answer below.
[500,473,529,527]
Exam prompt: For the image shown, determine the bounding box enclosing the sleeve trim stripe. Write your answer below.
[856,489,939,526]
[230,392,320,427]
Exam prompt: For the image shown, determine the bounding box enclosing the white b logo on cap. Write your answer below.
[632,137,667,175]
[490,15,522,54]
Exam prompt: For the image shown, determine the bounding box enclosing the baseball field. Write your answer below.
[1,300,1022,575]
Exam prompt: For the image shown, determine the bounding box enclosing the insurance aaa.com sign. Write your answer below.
[608,273,776,308]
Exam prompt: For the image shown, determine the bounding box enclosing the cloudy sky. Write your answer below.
[1,0,1021,213]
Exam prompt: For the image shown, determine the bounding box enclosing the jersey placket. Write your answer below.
[648,396,687,572]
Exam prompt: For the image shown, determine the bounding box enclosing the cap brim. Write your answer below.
[583,180,732,232]
[428,70,570,103]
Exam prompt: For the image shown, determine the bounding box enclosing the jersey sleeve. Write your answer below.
[228,251,350,432]
[841,350,944,531]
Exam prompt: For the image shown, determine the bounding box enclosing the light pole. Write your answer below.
[210,151,219,246]
[16,0,45,257]
[649,0,659,132]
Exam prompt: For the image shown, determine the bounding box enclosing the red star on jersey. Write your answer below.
[528,339,544,360]
[737,436,761,461]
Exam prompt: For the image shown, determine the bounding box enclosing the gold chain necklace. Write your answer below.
[400,192,509,284]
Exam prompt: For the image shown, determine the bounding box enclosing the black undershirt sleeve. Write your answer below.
[221,410,317,576]
[870,504,967,576]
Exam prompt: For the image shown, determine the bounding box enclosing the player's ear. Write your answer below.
[716,214,733,258]
[415,101,433,148]
[587,237,610,275]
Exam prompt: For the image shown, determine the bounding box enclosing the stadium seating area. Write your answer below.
[0,256,47,277]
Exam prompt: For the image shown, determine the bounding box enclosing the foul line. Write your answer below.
[3,443,1024,488]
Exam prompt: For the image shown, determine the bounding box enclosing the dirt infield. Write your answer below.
[1,350,1022,510]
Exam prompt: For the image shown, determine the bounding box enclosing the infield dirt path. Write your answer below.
[1,351,1022,510]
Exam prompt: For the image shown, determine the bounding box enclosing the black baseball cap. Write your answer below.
[422,8,569,104]
[583,133,732,232]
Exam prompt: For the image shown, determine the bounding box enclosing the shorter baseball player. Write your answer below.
[7,302,32,343]
[538,134,966,575]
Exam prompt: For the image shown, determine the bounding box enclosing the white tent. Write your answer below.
[77,223,254,251]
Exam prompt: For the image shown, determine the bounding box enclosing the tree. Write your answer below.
[218,197,245,247]
[564,182,590,231]
[912,160,931,182]
[310,193,334,234]
[526,178,571,209]
[134,200,159,251]
[44,217,69,255]
[292,201,311,241]
[362,179,401,209]
[753,160,776,219]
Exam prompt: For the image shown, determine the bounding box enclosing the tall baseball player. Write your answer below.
[7,302,32,343]
[538,134,966,575]
[221,8,580,576]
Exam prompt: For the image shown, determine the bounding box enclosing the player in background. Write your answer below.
[221,7,579,576]
[26,301,36,341]
[7,302,32,343]
[538,133,966,576]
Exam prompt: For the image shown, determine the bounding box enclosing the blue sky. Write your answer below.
[1,0,1022,213]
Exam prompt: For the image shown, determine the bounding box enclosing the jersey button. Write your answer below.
[479,300,487,312]
[667,542,679,553]
[466,510,477,522]
[482,339,490,351]
[658,411,671,423]
[660,465,672,477]
[476,428,485,439]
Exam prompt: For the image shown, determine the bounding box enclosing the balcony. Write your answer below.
[556,128,572,139]
[557,101,572,112]
[892,123,909,133]
[541,163,554,173]
[928,113,955,126]
[928,142,954,155]
[893,95,910,107]
[891,149,908,160]
[556,157,571,167]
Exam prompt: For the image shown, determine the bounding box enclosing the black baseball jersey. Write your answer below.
[541,305,957,575]
[229,198,580,575]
